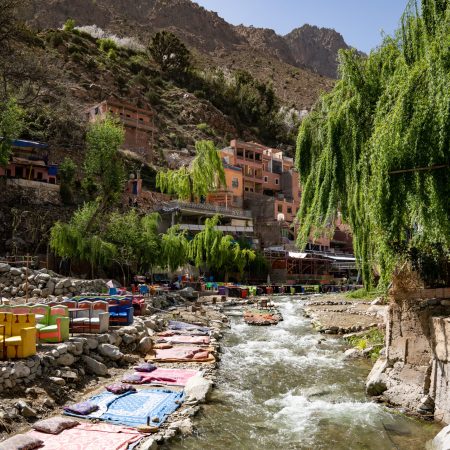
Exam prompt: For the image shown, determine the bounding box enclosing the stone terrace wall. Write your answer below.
[0,263,106,299]
[0,316,160,394]
[367,295,450,422]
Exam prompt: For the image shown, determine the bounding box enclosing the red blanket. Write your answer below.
[27,422,144,450]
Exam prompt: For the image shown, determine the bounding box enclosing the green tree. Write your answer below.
[59,157,77,204]
[0,98,24,166]
[161,225,189,272]
[188,215,256,279]
[149,31,191,74]
[50,202,117,273]
[295,0,450,288]
[156,140,225,202]
[85,117,125,204]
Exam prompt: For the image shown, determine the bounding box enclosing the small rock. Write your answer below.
[49,376,66,386]
[138,337,153,354]
[56,353,75,366]
[16,400,37,418]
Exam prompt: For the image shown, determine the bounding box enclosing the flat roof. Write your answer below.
[0,138,48,149]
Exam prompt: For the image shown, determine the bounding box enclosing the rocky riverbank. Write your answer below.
[0,293,230,449]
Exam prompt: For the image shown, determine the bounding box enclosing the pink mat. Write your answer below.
[155,346,203,359]
[128,368,199,386]
[157,335,210,345]
[27,422,144,450]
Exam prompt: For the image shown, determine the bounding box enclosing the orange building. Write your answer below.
[217,140,301,226]
[86,99,156,161]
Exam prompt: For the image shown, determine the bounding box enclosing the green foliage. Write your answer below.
[149,31,191,74]
[346,328,385,361]
[85,117,125,203]
[188,215,256,276]
[157,140,226,201]
[345,289,385,301]
[161,226,189,271]
[51,205,165,275]
[295,0,450,288]
[196,122,215,136]
[185,68,285,145]
[59,157,77,205]
[98,38,117,53]
[63,18,76,32]
[0,98,24,166]
[50,202,117,266]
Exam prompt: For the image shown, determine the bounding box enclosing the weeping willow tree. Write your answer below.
[156,140,226,202]
[161,225,189,272]
[295,0,450,288]
[50,202,117,272]
[189,215,256,279]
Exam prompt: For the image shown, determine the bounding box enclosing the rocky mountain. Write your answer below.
[21,0,350,79]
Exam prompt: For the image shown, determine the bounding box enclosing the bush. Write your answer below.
[196,123,215,136]
[346,288,384,300]
[98,38,117,53]
[63,18,76,32]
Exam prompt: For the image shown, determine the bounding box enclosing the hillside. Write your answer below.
[20,0,343,106]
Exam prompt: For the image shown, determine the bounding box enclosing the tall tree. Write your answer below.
[295,0,450,287]
[149,31,191,75]
[85,117,125,205]
[161,225,189,272]
[157,140,226,202]
[189,215,256,279]
[0,98,24,165]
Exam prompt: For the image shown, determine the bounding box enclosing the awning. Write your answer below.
[288,252,308,259]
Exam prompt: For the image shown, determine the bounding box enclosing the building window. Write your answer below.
[126,114,131,118]
[275,178,279,185]
[277,204,283,213]
[287,207,292,214]
[264,176,268,183]
[232,177,239,188]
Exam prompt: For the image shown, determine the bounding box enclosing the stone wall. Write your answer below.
[0,263,106,299]
[0,315,161,394]
[367,295,450,422]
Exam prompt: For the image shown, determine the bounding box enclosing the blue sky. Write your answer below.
[194,0,409,53]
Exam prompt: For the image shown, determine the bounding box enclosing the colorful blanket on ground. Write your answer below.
[156,335,211,345]
[27,422,144,450]
[146,346,215,363]
[123,368,199,386]
[64,389,184,427]
[168,321,210,334]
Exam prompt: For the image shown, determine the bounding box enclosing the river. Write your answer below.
[166,297,440,449]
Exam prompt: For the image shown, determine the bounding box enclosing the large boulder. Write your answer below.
[184,374,212,402]
[97,343,123,361]
[431,425,450,450]
[366,357,388,396]
[81,355,108,376]
[0,264,10,273]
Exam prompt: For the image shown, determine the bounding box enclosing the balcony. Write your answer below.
[166,200,252,219]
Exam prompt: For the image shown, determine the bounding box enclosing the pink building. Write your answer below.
[0,139,57,184]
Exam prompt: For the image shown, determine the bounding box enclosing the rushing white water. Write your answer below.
[166,297,440,450]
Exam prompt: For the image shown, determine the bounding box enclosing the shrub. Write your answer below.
[98,38,117,53]
[63,18,76,32]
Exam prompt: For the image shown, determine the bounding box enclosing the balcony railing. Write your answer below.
[167,200,252,218]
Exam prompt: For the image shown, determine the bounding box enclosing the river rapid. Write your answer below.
[166,297,440,449]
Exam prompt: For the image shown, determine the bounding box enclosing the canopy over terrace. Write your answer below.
[263,248,357,284]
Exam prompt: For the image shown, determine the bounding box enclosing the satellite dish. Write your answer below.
[277,213,285,222]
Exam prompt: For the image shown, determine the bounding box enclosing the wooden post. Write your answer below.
[25,254,29,303]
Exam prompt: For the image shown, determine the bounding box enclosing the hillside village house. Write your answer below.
[86,99,156,161]
[0,138,58,185]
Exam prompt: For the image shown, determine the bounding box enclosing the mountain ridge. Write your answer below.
[21,0,350,79]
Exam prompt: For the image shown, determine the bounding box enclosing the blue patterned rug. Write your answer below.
[64,389,184,427]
